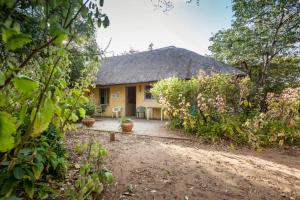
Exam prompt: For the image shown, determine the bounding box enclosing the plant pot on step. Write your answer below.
[120,117,133,133]
[82,117,95,127]
[121,122,134,133]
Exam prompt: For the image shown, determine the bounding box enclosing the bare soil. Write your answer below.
[65,130,300,200]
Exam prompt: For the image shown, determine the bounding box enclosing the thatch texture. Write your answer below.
[96,46,243,86]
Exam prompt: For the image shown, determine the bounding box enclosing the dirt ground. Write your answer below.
[66,130,300,200]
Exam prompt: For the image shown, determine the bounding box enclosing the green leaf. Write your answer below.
[0,112,16,152]
[78,108,86,118]
[19,105,28,122]
[13,22,20,33]
[32,96,55,137]
[0,179,18,198]
[98,148,108,157]
[13,75,39,94]
[104,172,113,184]
[19,148,32,156]
[13,166,25,179]
[69,112,78,122]
[1,26,16,43]
[81,6,89,17]
[0,71,5,86]
[7,33,32,50]
[55,35,67,45]
[49,23,68,45]
[32,163,44,180]
[23,181,34,199]
[38,191,48,200]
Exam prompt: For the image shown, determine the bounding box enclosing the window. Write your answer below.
[144,85,153,99]
[100,88,110,104]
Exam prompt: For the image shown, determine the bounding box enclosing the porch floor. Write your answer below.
[88,118,189,139]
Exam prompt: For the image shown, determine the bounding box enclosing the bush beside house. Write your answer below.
[151,75,300,148]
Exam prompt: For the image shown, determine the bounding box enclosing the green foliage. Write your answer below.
[266,56,300,93]
[0,71,5,86]
[65,139,113,200]
[120,116,132,124]
[209,0,300,107]
[1,22,32,50]
[31,95,55,137]
[12,76,39,95]
[82,101,96,117]
[244,88,300,148]
[0,124,68,199]
[153,75,300,148]
[0,112,17,152]
[0,0,110,198]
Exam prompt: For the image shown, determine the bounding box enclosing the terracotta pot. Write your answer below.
[121,122,133,133]
[82,118,95,127]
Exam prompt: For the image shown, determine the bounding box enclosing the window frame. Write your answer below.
[99,88,110,105]
[144,85,153,100]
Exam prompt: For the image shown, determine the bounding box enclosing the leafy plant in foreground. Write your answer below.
[0,124,68,199]
[65,139,113,200]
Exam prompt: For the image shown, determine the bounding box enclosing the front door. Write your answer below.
[126,86,136,116]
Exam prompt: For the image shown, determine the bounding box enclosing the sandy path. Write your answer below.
[67,131,300,200]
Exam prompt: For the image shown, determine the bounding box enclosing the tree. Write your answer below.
[209,0,300,108]
[0,0,109,198]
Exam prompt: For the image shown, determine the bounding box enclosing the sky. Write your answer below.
[96,0,233,56]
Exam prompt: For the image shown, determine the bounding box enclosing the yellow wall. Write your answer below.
[136,83,162,119]
[92,85,126,117]
[91,82,166,119]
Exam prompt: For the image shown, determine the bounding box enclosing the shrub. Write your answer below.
[152,74,300,148]
[83,101,96,117]
[243,87,300,148]
[0,123,68,199]
[77,101,96,120]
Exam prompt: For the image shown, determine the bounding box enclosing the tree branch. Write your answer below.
[23,38,73,141]
[0,0,90,91]
[0,36,57,91]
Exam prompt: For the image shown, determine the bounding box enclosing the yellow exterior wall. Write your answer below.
[136,83,162,119]
[91,85,126,117]
[91,82,167,120]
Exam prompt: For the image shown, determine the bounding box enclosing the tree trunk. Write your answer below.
[257,61,268,112]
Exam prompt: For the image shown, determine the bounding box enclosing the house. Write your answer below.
[91,46,242,119]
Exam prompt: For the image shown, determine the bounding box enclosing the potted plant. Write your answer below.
[81,101,96,127]
[82,116,96,127]
[120,117,133,133]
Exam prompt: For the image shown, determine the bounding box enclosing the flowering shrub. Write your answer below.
[243,87,300,148]
[152,75,300,148]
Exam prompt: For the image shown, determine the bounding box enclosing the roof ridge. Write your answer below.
[106,46,180,59]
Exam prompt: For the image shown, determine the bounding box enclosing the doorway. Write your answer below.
[126,86,136,116]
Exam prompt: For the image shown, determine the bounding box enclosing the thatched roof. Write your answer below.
[95,46,243,86]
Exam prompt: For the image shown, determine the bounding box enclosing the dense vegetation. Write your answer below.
[0,0,112,199]
[151,75,300,148]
